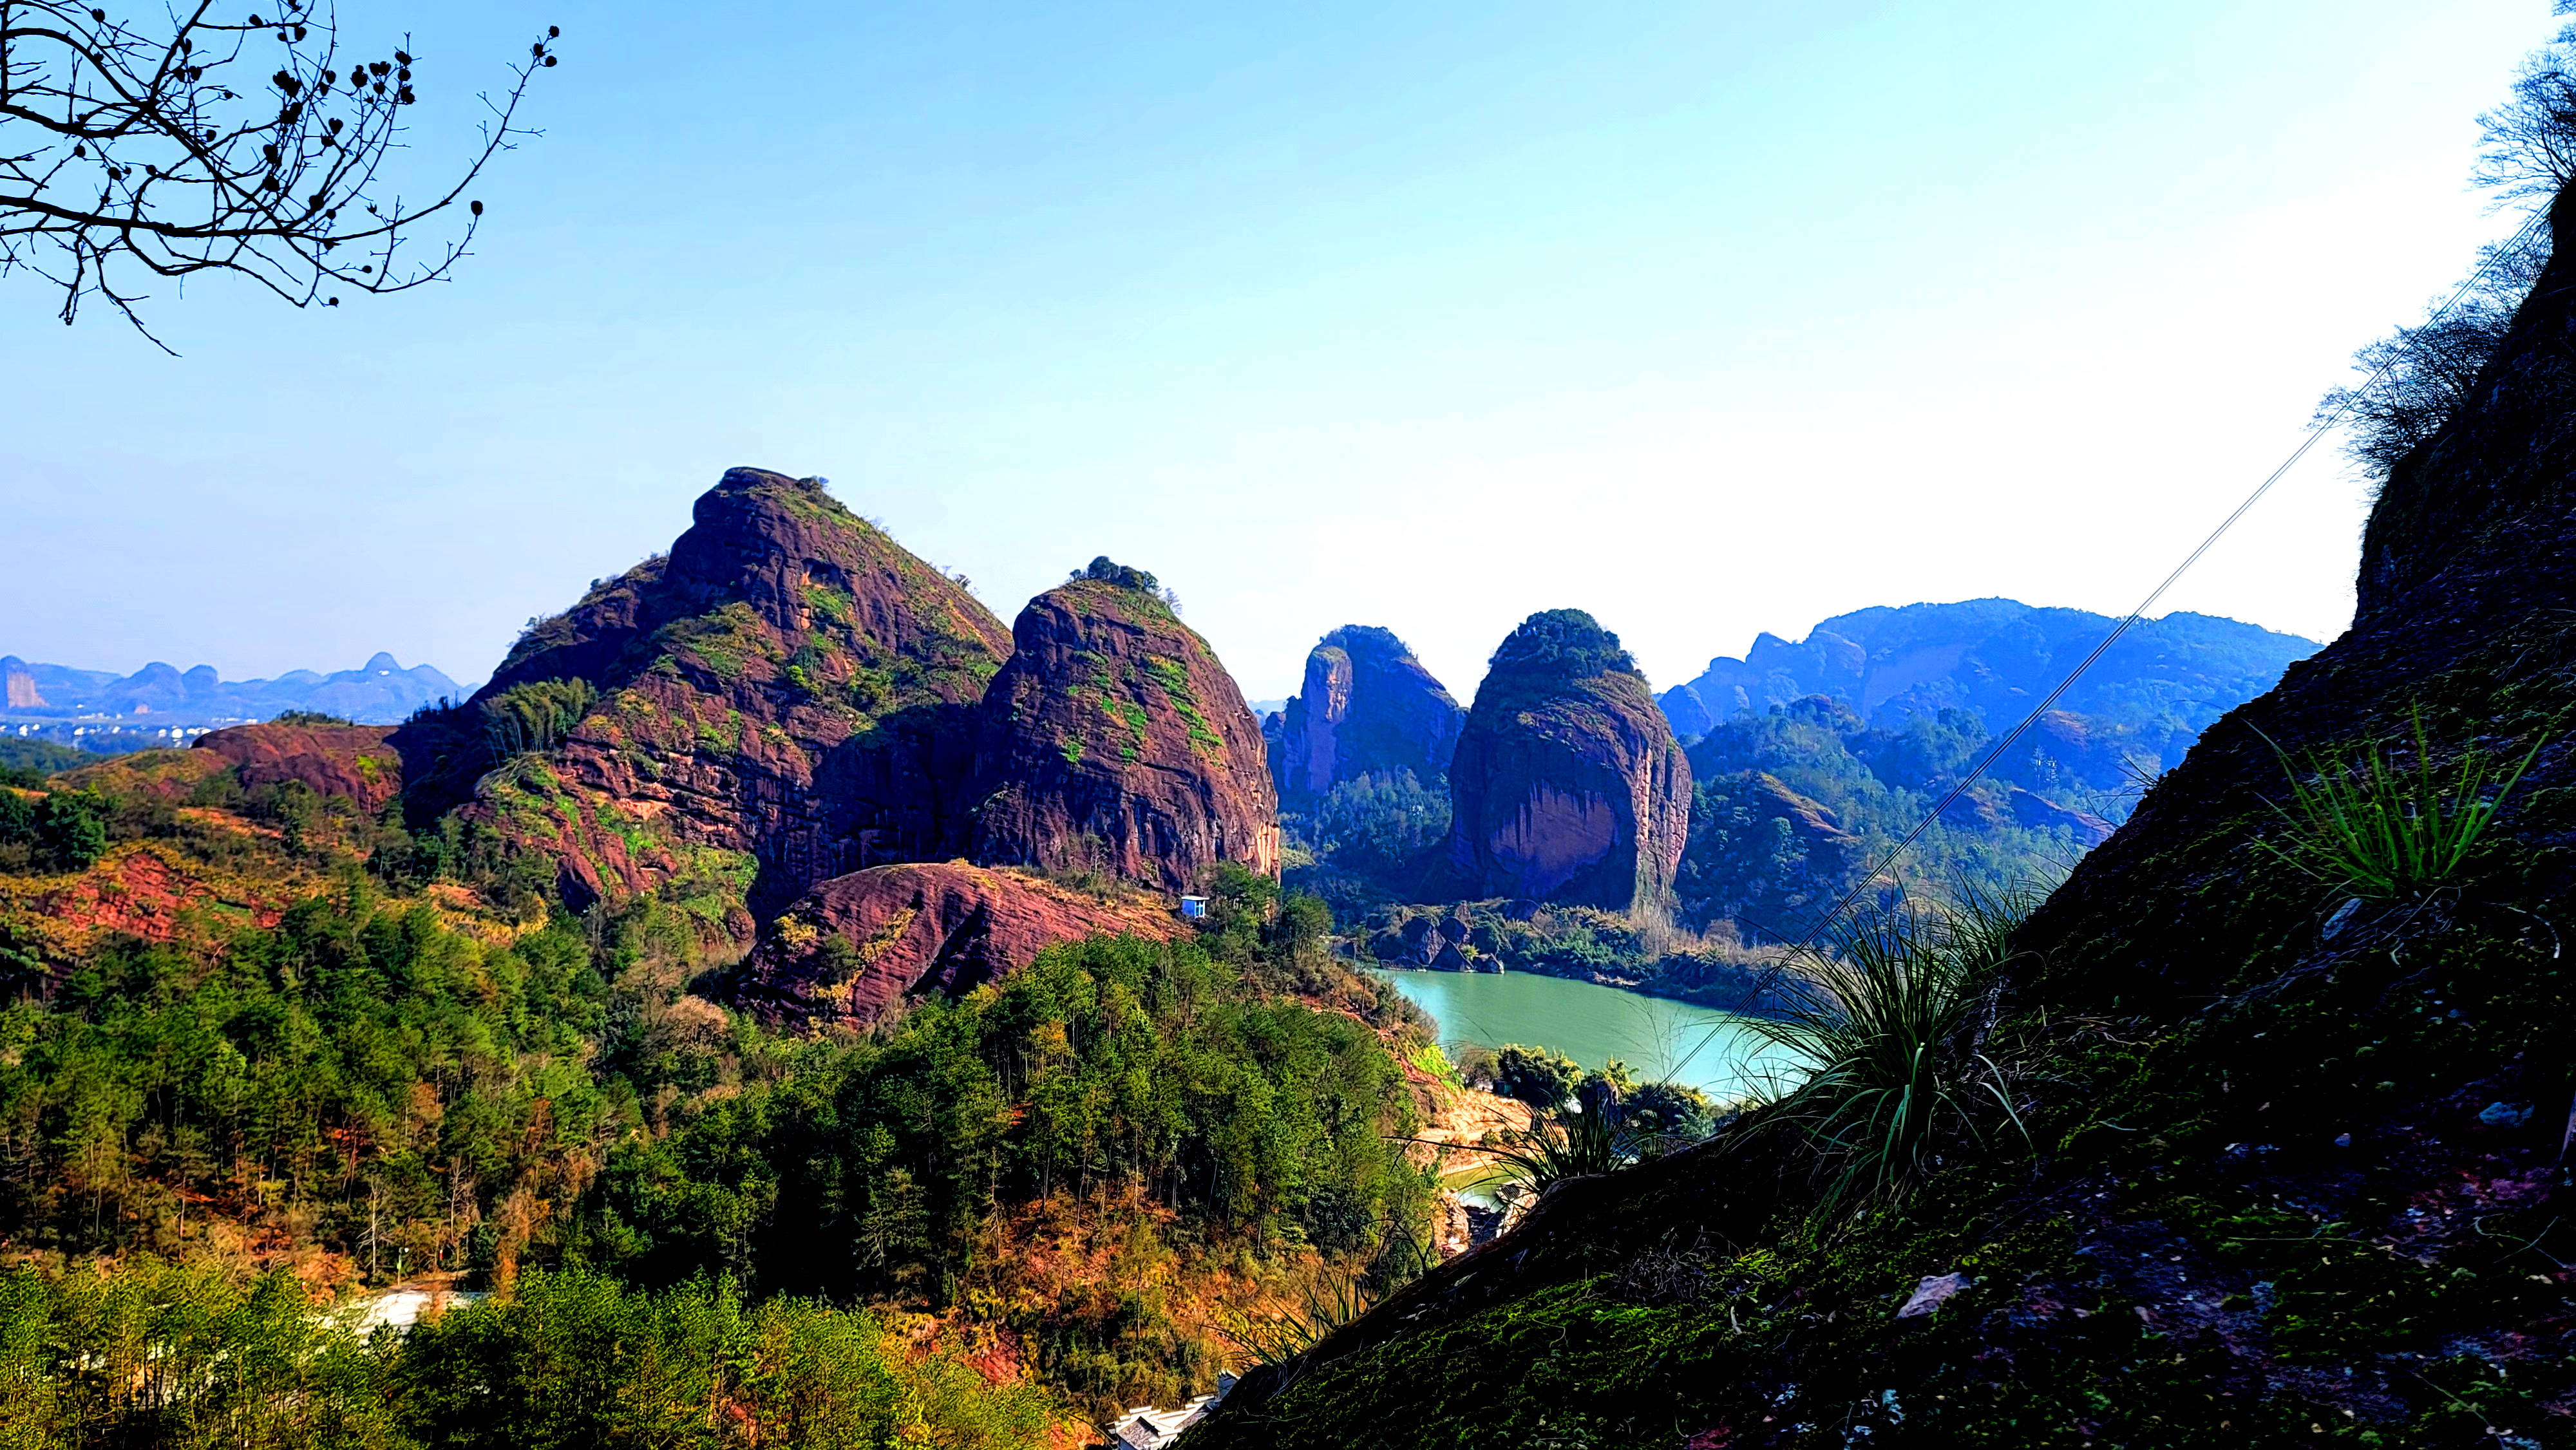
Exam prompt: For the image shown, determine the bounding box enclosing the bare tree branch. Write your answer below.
[0,0,557,350]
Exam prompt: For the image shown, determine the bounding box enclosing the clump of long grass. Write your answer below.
[1741,885,2036,1214]
[2257,708,2547,900]
[1482,1080,1642,1194]
[1216,1271,1373,1368]
[1476,1073,1713,1198]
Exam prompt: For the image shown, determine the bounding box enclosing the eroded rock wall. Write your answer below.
[970,579,1279,892]
[1441,610,1690,909]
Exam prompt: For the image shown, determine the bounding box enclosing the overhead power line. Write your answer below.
[1672,207,2553,1073]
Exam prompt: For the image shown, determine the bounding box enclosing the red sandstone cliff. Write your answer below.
[406,468,1013,919]
[195,722,404,813]
[1440,610,1690,909]
[969,576,1280,892]
[1274,625,1465,800]
[729,862,1184,1030]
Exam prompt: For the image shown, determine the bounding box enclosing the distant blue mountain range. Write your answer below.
[1658,599,2320,751]
[1,652,468,749]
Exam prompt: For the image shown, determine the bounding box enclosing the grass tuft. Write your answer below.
[1739,883,2037,1214]
[2255,707,2546,899]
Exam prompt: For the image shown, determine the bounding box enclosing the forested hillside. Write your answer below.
[0,482,1445,1447]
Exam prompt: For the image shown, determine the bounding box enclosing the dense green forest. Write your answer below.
[1,1261,1053,1449]
[1678,695,2084,939]
[0,748,1437,1442]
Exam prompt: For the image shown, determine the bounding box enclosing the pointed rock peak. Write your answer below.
[1278,623,1465,799]
[1444,608,1689,909]
[972,576,1277,892]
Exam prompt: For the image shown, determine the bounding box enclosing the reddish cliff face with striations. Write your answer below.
[195,722,404,813]
[1274,625,1466,800]
[729,862,1186,1030]
[408,468,1014,919]
[1441,610,1690,909]
[969,574,1280,893]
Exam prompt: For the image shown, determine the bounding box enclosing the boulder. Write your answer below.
[730,862,1184,1030]
[970,572,1279,892]
[1440,610,1691,909]
[1274,626,1466,799]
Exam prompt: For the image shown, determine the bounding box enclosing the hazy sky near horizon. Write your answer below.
[2,0,2562,702]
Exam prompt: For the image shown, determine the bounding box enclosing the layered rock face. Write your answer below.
[1,657,42,709]
[410,468,1013,918]
[729,862,1184,1029]
[195,722,403,813]
[971,578,1280,892]
[1441,610,1689,908]
[1273,626,1465,800]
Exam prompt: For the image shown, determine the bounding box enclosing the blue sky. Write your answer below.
[2,0,2561,702]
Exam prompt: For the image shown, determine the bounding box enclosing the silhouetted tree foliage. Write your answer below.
[0,0,559,346]
[2317,17,2576,477]
[2316,233,2550,478]
[2474,14,2576,203]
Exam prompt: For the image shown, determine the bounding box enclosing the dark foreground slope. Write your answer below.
[1186,200,2576,1450]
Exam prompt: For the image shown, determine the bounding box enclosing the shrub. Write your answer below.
[479,677,600,760]
[35,790,104,871]
[1493,1043,1584,1108]
[1484,608,1638,682]
[1218,1270,1375,1371]
[1740,886,2035,1213]
[1482,1078,1655,1194]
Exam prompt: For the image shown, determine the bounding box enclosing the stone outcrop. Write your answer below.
[1440,610,1690,909]
[402,467,1014,919]
[194,721,404,813]
[730,862,1184,1030]
[970,576,1279,892]
[1273,626,1465,800]
[1,657,42,709]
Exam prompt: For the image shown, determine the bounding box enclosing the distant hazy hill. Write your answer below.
[1,650,465,743]
[1660,599,2317,746]
[1659,601,2318,937]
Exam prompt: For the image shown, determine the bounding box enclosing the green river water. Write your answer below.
[1372,967,1797,1102]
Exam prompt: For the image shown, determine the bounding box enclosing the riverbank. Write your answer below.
[1372,966,1797,1102]
[1350,899,1804,1017]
